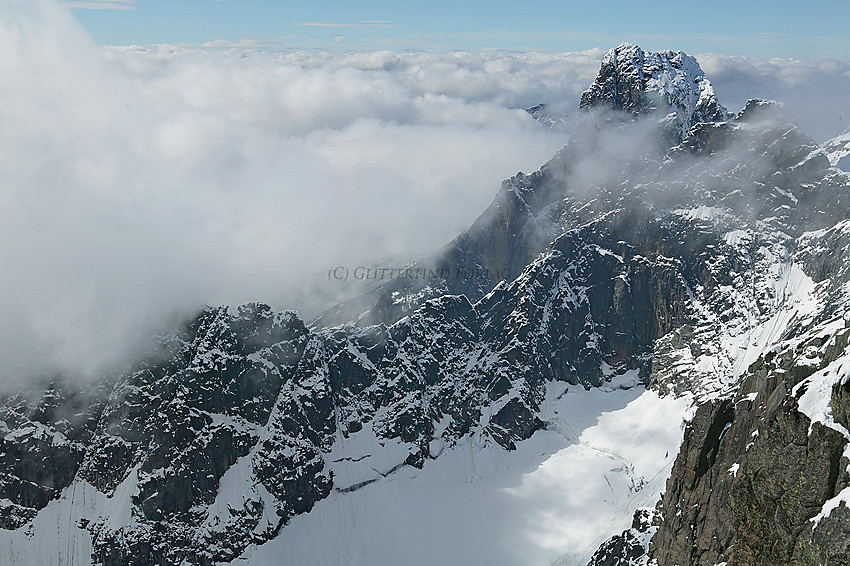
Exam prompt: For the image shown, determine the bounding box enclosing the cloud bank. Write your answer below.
[1,0,848,387]
[0,1,579,385]
[699,54,850,142]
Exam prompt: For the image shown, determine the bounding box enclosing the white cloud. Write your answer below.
[299,21,396,28]
[63,0,135,10]
[0,1,576,385]
[699,53,850,142]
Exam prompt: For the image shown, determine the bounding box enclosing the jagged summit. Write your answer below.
[313,48,834,331]
[524,103,569,131]
[580,42,728,139]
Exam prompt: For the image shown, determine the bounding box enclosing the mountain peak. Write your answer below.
[580,43,728,139]
[822,127,850,168]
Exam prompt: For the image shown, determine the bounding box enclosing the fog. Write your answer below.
[700,54,850,142]
[1,0,848,387]
[0,0,584,384]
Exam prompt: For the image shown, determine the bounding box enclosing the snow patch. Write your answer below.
[0,478,125,566]
[233,388,691,566]
[673,206,730,223]
[811,485,850,526]
[793,349,850,438]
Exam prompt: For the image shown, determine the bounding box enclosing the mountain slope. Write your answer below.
[822,127,850,169]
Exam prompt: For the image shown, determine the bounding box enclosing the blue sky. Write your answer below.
[67,0,850,58]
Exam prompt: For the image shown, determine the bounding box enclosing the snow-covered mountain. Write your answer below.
[526,103,571,131]
[579,43,728,141]
[2,43,849,566]
[822,127,850,169]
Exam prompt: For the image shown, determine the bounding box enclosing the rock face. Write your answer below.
[0,385,105,530]
[822,127,850,169]
[647,313,850,566]
[579,43,728,140]
[587,507,659,566]
[526,103,570,131]
[587,102,850,565]
[2,44,850,566]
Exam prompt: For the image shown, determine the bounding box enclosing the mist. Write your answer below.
[700,54,850,142]
[1,0,847,388]
[0,0,581,385]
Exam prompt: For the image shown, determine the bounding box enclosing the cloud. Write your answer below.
[0,1,575,386]
[63,0,135,10]
[299,21,396,29]
[698,54,850,142]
